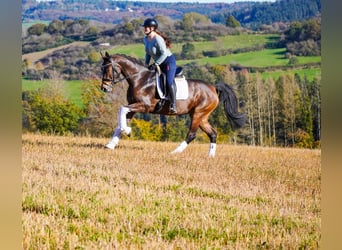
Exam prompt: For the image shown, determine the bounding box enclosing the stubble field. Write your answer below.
[22,133,321,249]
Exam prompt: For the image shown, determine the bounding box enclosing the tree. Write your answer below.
[182,12,211,32]
[225,15,241,28]
[264,77,277,146]
[283,18,321,56]
[22,83,83,135]
[294,75,314,148]
[181,43,196,59]
[47,20,63,34]
[275,74,300,146]
[80,79,127,137]
[88,51,101,64]
[27,23,47,36]
[237,69,256,145]
[309,77,321,144]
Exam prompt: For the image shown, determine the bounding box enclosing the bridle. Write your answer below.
[101,59,122,85]
[101,58,143,86]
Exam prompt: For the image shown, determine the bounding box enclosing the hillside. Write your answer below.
[22,0,321,28]
[22,41,89,65]
[22,133,321,248]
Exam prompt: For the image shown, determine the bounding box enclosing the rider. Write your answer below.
[142,18,177,114]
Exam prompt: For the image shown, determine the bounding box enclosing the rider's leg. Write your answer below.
[167,83,177,113]
[164,55,177,113]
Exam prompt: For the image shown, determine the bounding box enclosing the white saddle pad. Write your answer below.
[157,75,189,100]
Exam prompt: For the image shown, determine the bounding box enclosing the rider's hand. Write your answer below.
[148,64,161,75]
[148,64,156,71]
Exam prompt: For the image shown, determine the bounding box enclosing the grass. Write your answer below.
[258,67,321,82]
[108,34,278,58]
[22,79,85,107]
[22,133,321,249]
[177,48,321,67]
[22,21,51,29]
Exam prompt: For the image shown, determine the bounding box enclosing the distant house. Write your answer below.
[99,43,110,47]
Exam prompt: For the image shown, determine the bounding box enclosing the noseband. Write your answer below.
[101,58,142,87]
[101,59,121,85]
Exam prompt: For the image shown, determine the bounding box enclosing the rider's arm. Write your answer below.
[144,36,151,66]
[154,35,168,66]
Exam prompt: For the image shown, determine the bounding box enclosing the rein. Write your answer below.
[101,61,141,85]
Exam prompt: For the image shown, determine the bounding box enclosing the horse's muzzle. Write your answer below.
[101,82,112,92]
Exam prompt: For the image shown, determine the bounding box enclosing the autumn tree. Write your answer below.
[181,12,211,32]
[27,23,47,36]
[81,79,128,137]
[225,15,241,28]
[264,77,277,146]
[22,79,83,135]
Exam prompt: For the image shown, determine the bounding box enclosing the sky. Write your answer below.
[36,0,276,2]
[122,0,276,2]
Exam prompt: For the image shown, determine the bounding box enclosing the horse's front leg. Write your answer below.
[105,102,154,150]
[105,105,133,150]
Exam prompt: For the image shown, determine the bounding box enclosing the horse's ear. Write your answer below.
[100,51,104,58]
[105,51,110,57]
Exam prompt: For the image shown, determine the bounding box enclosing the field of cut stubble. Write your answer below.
[22,133,321,249]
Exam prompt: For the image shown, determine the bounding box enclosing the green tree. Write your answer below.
[22,88,83,135]
[130,118,163,141]
[47,20,63,34]
[182,12,211,32]
[181,43,196,59]
[27,23,47,36]
[295,76,314,148]
[88,51,101,64]
[80,79,125,137]
[225,15,241,28]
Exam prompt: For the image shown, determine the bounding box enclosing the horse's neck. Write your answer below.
[119,61,146,78]
[118,62,152,88]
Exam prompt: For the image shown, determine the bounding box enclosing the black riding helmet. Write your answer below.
[142,18,158,29]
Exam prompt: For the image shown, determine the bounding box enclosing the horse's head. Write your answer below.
[100,51,121,92]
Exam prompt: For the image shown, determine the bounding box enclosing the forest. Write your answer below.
[22,1,321,149]
[22,0,321,29]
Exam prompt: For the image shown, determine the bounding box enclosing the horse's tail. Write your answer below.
[215,82,247,130]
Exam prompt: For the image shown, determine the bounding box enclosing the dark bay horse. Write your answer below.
[100,52,246,157]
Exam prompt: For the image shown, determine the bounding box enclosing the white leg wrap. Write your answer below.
[118,106,131,135]
[105,128,121,150]
[171,141,188,154]
[208,143,216,157]
[105,106,132,150]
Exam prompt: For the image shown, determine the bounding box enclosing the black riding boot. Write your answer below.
[168,84,177,114]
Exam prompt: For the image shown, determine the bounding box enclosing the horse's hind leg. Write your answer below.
[199,120,217,157]
[171,115,200,154]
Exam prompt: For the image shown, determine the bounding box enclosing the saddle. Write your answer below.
[154,67,188,112]
[156,67,188,100]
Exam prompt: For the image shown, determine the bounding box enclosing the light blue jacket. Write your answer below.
[144,34,172,66]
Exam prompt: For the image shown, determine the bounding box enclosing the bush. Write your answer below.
[291,128,314,148]
[22,87,84,135]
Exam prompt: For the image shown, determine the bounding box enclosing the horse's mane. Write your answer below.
[114,54,146,67]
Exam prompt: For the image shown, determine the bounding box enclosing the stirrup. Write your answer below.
[169,105,177,114]
[154,99,165,113]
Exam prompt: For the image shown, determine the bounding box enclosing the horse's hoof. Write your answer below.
[171,141,188,154]
[121,127,132,136]
[105,142,116,150]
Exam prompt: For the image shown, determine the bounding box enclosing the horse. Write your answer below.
[100,52,246,157]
